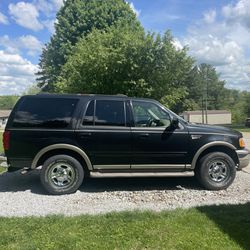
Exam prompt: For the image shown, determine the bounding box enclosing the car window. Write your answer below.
[82,100,126,127]
[13,97,78,128]
[132,101,171,127]
[82,100,94,126]
[95,100,125,126]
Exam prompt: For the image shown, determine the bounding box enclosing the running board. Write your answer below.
[90,171,194,178]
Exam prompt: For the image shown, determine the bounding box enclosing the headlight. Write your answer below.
[239,138,246,148]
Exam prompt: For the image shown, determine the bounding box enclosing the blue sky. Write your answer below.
[0,0,250,95]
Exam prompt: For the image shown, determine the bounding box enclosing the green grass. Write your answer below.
[224,125,250,132]
[0,203,249,249]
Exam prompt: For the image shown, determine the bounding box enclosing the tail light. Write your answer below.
[3,131,10,151]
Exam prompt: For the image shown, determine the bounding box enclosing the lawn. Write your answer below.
[225,125,250,132]
[0,203,249,249]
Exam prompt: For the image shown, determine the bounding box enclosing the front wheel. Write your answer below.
[40,155,84,195]
[195,152,236,190]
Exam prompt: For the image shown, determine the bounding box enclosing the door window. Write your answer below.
[95,100,125,126]
[82,100,126,127]
[132,101,171,127]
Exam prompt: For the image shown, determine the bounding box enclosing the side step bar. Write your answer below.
[90,171,194,178]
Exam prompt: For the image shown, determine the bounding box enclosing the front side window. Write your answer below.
[82,100,126,127]
[132,101,171,127]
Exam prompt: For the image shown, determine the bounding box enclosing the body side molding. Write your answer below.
[191,141,237,169]
[31,144,93,170]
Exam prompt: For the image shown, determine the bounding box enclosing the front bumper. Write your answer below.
[236,149,250,169]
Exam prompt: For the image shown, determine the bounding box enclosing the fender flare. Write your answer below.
[31,144,93,170]
[191,141,237,169]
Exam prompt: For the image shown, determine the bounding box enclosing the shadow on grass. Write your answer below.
[197,202,250,250]
[0,170,201,194]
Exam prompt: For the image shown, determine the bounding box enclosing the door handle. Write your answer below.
[80,132,92,138]
[139,133,149,138]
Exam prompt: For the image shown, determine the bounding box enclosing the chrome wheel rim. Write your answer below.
[208,160,228,182]
[48,162,75,188]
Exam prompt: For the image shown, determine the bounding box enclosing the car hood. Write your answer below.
[186,123,242,137]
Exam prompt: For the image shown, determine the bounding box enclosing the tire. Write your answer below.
[195,152,236,190]
[40,155,84,195]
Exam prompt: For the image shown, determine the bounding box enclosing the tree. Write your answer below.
[173,63,229,113]
[0,96,19,110]
[56,26,193,108]
[37,0,142,91]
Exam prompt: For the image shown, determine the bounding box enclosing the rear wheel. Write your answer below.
[40,155,84,195]
[195,152,236,190]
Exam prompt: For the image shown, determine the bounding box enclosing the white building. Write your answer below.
[182,110,232,125]
[0,110,11,129]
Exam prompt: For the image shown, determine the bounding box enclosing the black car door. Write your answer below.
[130,100,190,169]
[75,98,131,170]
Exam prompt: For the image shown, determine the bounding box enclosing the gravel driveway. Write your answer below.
[0,133,249,217]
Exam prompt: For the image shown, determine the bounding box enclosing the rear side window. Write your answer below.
[95,100,125,126]
[12,97,78,128]
[82,100,126,126]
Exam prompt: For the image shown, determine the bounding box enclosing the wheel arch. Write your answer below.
[191,141,239,169]
[31,144,93,171]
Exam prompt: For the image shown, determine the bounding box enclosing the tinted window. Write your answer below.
[13,97,78,128]
[82,100,94,125]
[132,101,171,127]
[95,100,125,126]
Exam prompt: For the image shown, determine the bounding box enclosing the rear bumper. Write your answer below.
[236,149,250,169]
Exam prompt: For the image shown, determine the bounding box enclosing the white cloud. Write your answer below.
[203,10,216,24]
[182,0,250,90]
[18,35,43,52]
[0,11,9,25]
[172,38,183,50]
[35,0,64,16]
[9,2,43,31]
[185,35,244,66]
[51,0,64,10]
[0,35,43,56]
[8,1,63,32]
[0,50,38,95]
[42,19,56,33]
[129,2,141,17]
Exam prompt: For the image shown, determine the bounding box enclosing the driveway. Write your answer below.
[0,132,249,217]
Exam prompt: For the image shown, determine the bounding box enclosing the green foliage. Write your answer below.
[35,0,250,121]
[37,0,141,91]
[23,84,41,95]
[0,96,19,110]
[56,26,193,106]
[0,204,250,249]
[173,64,227,113]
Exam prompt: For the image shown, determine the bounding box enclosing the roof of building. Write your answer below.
[0,110,11,118]
[183,110,231,115]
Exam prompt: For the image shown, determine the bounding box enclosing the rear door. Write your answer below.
[75,98,131,170]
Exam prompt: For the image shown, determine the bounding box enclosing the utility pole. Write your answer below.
[201,97,204,124]
[205,72,208,124]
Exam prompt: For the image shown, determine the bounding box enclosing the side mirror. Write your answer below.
[170,118,179,130]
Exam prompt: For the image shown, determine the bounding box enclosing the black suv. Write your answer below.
[1,94,249,194]
[246,118,250,128]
